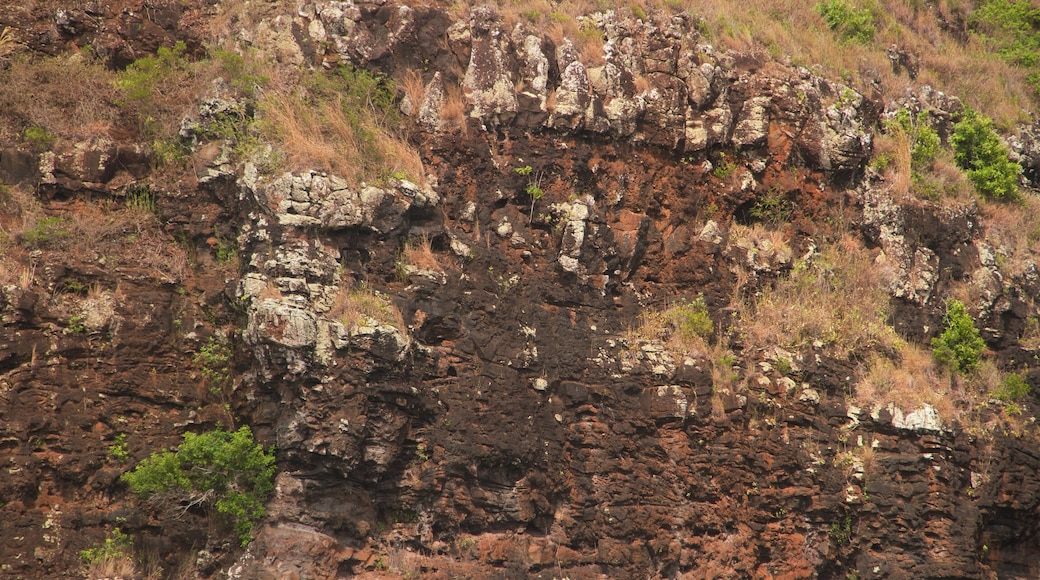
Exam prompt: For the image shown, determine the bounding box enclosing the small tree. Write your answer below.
[951,109,1022,200]
[931,299,986,373]
[121,426,276,546]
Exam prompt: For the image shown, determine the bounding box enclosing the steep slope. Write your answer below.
[1,1,1040,579]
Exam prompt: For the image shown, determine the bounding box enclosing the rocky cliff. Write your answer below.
[1,1,1040,579]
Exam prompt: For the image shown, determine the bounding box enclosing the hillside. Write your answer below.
[2,0,1040,578]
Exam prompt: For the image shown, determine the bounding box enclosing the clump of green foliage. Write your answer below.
[195,337,231,392]
[22,125,55,152]
[109,433,130,462]
[121,426,276,546]
[80,527,134,567]
[749,187,791,225]
[115,41,189,103]
[889,108,940,173]
[951,109,1021,200]
[125,184,158,215]
[21,216,68,248]
[994,372,1030,403]
[972,0,1040,96]
[931,298,986,374]
[815,0,876,43]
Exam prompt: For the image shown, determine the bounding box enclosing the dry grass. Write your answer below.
[627,295,715,362]
[400,68,427,116]
[0,53,119,143]
[738,236,900,360]
[439,84,469,134]
[0,27,15,61]
[854,343,957,418]
[979,194,1040,278]
[259,90,424,186]
[399,235,442,272]
[84,555,138,580]
[330,284,405,330]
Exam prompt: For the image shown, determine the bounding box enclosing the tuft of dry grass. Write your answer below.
[399,235,442,272]
[979,193,1040,278]
[738,236,900,360]
[330,284,405,330]
[854,343,956,418]
[400,69,427,116]
[259,89,424,186]
[0,53,119,143]
[439,83,469,135]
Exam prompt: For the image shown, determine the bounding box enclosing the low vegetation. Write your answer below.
[330,283,405,330]
[258,64,424,186]
[951,109,1022,201]
[738,238,899,360]
[80,528,139,580]
[629,294,714,358]
[121,426,276,546]
[931,298,986,374]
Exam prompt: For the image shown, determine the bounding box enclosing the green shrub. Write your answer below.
[22,125,55,151]
[109,433,130,463]
[195,337,231,392]
[21,216,68,248]
[931,299,986,373]
[994,372,1030,402]
[115,41,188,103]
[889,109,940,172]
[815,0,876,43]
[121,426,276,546]
[972,0,1040,96]
[81,527,134,566]
[951,109,1022,200]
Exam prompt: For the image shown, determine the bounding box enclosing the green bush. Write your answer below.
[81,527,134,566]
[21,216,68,248]
[951,109,1022,200]
[972,0,1040,96]
[22,125,55,151]
[194,337,231,392]
[121,426,275,546]
[889,109,940,172]
[994,372,1030,403]
[815,0,876,43]
[931,299,986,373]
[115,41,188,103]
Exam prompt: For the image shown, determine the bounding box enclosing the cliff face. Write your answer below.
[2,2,1040,579]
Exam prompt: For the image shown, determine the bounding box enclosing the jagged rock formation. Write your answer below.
[1,1,1040,579]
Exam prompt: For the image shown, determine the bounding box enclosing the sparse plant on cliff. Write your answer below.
[21,216,68,249]
[80,527,138,579]
[993,372,1030,407]
[951,109,1021,201]
[931,298,985,374]
[194,337,231,393]
[0,27,15,61]
[629,294,714,359]
[121,426,275,547]
[22,125,55,152]
[331,283,404,330]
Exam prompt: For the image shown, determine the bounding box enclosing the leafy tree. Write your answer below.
[951,109,1022,200]
[121,426,276,546]
[931,299,985,373]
